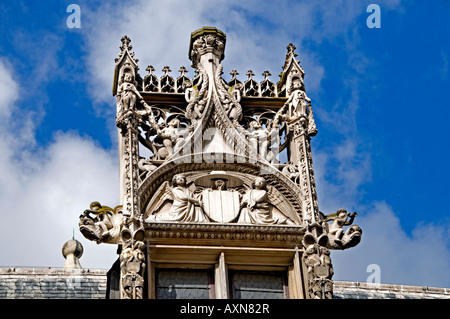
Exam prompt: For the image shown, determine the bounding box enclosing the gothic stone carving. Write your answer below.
[120,239,146,299]
[78,27,365,299]
[146,172,296,226]
[237,176,294,225]
[302,223,334,299]
[321,209,362,250]
[303,243,333,299]
[78,202,123,244]
[147,173,211,223]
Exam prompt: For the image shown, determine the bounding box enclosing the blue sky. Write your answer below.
[0,1,449,288]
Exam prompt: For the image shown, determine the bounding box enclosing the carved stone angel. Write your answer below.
[146,173,212,223]
[237,177,294,225]
[116,70,155,130]
[216,64,243,123]
[247,121,270,160]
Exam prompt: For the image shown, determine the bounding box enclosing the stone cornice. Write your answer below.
[144,221,306,247]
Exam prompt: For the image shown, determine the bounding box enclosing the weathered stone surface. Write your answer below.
[333,281,450,299]
[0,268,107,299]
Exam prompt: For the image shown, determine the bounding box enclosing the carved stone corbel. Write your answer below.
[302,224,334,299]
[120,227,146,299]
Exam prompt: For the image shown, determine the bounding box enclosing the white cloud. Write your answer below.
[0,59,19,119]
[331,201,450,288]
[313,137,372,214]
[0,59,119,269]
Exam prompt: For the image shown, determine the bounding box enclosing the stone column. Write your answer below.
[115,53,146,298]
[290,117,319,224]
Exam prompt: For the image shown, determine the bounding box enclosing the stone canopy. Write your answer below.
[78,26,362,299]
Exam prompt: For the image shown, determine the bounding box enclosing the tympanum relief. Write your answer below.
[145,171,296,226]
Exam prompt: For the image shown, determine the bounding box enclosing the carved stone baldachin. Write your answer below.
[79,27,362,299]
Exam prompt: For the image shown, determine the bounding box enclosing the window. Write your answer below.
[229,270,288,299]
[155,268,214,299]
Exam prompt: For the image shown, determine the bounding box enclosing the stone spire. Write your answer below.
[62,235,83,270]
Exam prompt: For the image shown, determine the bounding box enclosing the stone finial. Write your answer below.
[146,65,155,74]
[162,66,172,76]
[188,26,227,68]
[120,35,132,52]
[286,43,298,58]
[262,70,272,80]
[230,69,239,78]
[178,66,188,77]
[246,70,255,79]
[62,238,83,270]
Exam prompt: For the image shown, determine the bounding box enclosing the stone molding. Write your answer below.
[145,222,306,247]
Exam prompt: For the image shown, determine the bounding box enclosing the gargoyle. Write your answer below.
[79,201,124,244]
[322,208,362,250]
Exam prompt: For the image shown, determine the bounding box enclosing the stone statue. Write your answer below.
[216,64,243,123]
[248,121,270,160]
[116,69,155,131]
[281,87,310,124]
[273,76,314,135]
[117,72,143,112]
[148,173,211,223]
[152,118,184,158]
[237,177,293,225]
[185,69,208,126]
